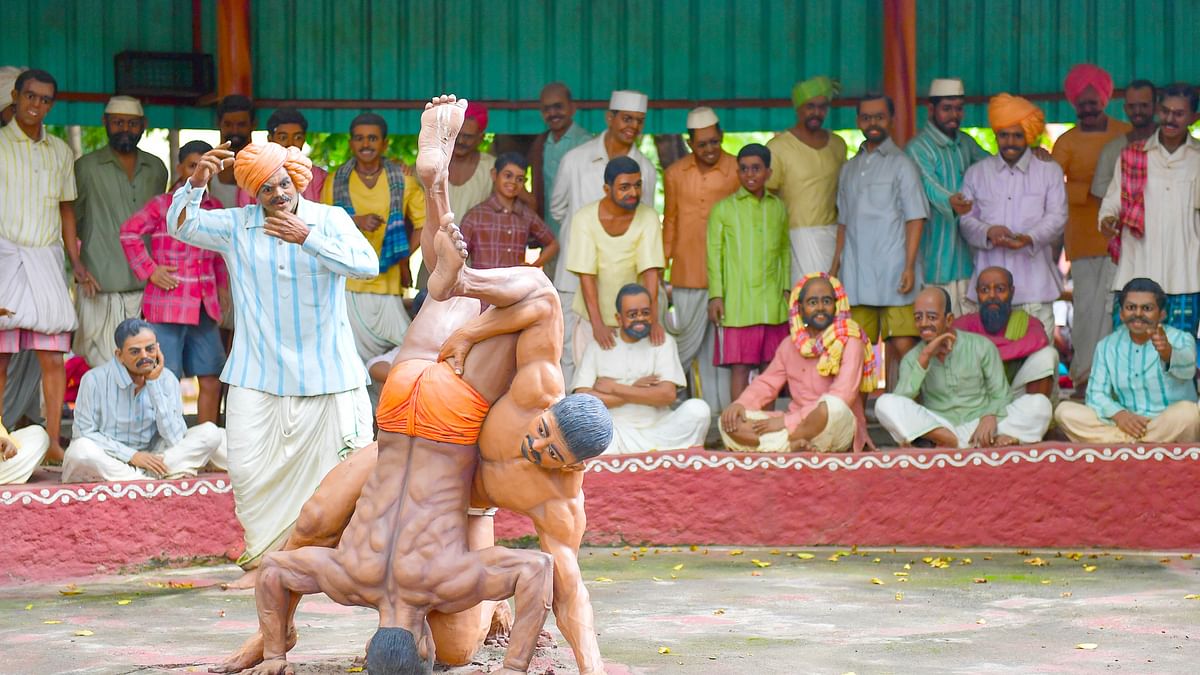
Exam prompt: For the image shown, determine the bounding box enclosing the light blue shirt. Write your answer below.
[73,358,188,463]
[1088,325,1198,421]
[542,122,592,235]
[167,182,379,396]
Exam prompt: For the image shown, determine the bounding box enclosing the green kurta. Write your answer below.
[74,146,168,292]
[706,188,790,327]
[892,330,1010,425]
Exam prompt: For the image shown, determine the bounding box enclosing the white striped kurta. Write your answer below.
[0,122,76,248]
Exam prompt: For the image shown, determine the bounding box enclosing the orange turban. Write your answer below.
[987,93,1046,144]
[1064,63,1113,107]
[233,142,313,196]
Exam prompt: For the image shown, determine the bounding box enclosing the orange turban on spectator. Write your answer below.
[987,94,1046,144]
[464,101,489,132]
[233,142,313,195]
[1064,63,1114,107]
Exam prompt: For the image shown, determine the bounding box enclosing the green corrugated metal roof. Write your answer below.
[4,1,1197,134]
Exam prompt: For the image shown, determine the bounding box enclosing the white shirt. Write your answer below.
[549,133,657,292]
[1099,132,1200,294]
[571,334,686,428]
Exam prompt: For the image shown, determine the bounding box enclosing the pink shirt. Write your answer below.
[735,337,869,451]
[120,190,226,325]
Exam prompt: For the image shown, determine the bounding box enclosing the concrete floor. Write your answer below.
[2,546,1197,674]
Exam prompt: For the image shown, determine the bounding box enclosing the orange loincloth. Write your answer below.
[376,360,490,445]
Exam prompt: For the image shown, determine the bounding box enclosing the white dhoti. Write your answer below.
[61,422,228,483]
[721,394,856,453]
[1008,345,1059,400]
[1054,400,1200,444]
[606,398,712,455]
[346,291,411,362]
[875,393,1053,448]
[932,279,972,317]
[0,425,51,484]
[0,238,78,337]
[74,290,144,367]
[671,287,731,411]
[789,225,838,284]
[225,385,373,567]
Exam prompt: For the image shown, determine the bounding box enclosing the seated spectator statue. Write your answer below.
[572,283,711,454]
[61,318,227,482]
[876,287,1052,448]
[1055,277,1200,444]
[719,273,875,453]
[0,305,51,481]
[953,266,1057,398]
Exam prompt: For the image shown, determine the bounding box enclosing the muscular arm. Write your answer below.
[533,498,604,675]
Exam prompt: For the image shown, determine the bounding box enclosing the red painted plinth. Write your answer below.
[1,476,244,585]
[495,445,1200,550]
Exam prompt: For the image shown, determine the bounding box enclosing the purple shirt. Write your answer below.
[959,151,1067,304]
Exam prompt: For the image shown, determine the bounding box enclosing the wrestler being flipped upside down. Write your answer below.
[222,95,614,675]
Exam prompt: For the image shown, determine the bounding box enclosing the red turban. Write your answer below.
[1064,64,1114,107]
[987,94,1046,145]
[233,142,313,196]
[464,101,489,132]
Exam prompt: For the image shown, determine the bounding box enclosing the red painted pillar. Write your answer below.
[882,0,917,145]
[216,0,253,97]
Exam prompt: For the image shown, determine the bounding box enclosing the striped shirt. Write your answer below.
[166,182,379,396]
[905,126,990,285]
[73,357,188,463]
[1087,324,1198,421]
[0,122,77,248]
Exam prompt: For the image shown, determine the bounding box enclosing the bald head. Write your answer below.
[914,287,954,342]
[978,266,1013,290]
[798,277,837,333]
[917,286,952,315]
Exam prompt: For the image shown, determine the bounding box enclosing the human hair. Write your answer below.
[114,318,155,349]
[1125,79,1157,102]
[266,107,308,134]
[493,151,529,174]
[349,112,388,138]
[550,394,613,461]
[1160,82,1199,113]
[737,143,771,168]
[1118,277,1167,311]
[933,286,953,315]
[177,140,212,164]
[614,283,650,313]
[215,94,255,122]
[365,627,427,674]
[687,123,722,140]
[603,156,641,187]
[857,92,895,116]
[15,68,57,98]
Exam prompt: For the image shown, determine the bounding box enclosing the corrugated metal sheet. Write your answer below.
[917,0,1200,126]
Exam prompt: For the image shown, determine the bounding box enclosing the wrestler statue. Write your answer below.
[215,96,615,675]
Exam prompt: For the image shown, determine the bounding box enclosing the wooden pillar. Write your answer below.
[216,0,252,97]
[882,0,917,145]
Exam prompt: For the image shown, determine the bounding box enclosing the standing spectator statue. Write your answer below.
[72,96,169,368]
[458,152,558,270]
[0,69,79,463]
[167,141,378,587]
[663,106,740,410]
[528,82,592,278]
[265,107,327,202]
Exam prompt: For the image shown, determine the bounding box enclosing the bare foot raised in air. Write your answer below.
[427,213,469,302]
[416,95,467,193]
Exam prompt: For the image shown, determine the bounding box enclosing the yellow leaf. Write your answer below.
[713,608,726,615]
[1083,565,1097,573]
[117,599,132,605]
[639,547,648,553]
[24,604,32,610]
[729,549,744,556]
[903,563,912,570]
[58,584,84,596]
[347,668,364,673]
[872,558,881,563]
[611,551,621,557]
[73,630,94,637]
[670,573,677,579]
[1181,553,1194,560]
[1017,549,1032,555]
[1114,555,1124,560]
[961,557,973,565]
[1183,594,1200,600]
[922,556,934,564]
[672,564,684,571]
[870,577,885,585]
[593,577,613,583]
[770,549,780,555]
[795,553,815,560]
[689,545,698,551]
[894,592,903,601]
[43,620,63,625]
[1075,643,1098,650]
[652,576,663,582]
[1061,592,1073,598]
[1067,552,1083,560]
[973,578,988,584]
[893,572,909,577]
[976,619,986,625]
[1024,557,1048,567]
[751,559,771,568]
[658,647,671,655]
[1041,580,1052,585]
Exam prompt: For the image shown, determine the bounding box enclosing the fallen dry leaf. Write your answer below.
[672,563,684,571]
[1024,557,1049,567]
[592,577,613,583]
[1114,555,1124,560]
[1075,643,1098,650]
[657,646,671,654]
[1160,558,1171,564]
[750,571,762,577]
[670,573,677,579]
[976,619,986,625]
[872,558,881,563]
[973,578,988,584]
[58,585,84,596]
[639,547,648,553]
[1017,549,1032,555]
[689,545,698,551]
[827,554,841,562]
[43,620,62,625]
[1083,565,1097,573]
[116,599,132,606]
[960,557,973,565]
[903,563,912,570]
[751,559,771,568]
[1183,594,1200,600]
[73,630,94,637]
[729,549,744,556]
[795,553,815,560]
[1061,592,1073,598]
[1181,553,1194,560]
[769,549,780,555]
[713,608,726,615]
[347,667,364,673]
[24,604,32,610]
[611,551,621,557]
[870,577,885,585]
[894,592,903,601]
[893,572,909,577]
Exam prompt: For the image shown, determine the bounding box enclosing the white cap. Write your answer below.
[928,78,965,97]
[104,95,145,117]
[686,106,719,130]
[609,89,648,113]
[0,66,26,104]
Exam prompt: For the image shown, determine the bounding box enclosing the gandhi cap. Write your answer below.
[929,78,965,98]
[609,90,648,113]
[686,106,719,130]
[105,95,145,117]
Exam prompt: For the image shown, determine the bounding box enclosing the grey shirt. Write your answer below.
[836,137,929,306]
[1089,134,1130,199]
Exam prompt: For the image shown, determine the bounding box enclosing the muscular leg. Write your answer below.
[34,350,65,461]
[197,375,221,425]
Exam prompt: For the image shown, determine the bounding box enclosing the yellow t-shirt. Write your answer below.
[765,131,847,229]
[322,168,427,295]
[564,202,665,326]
